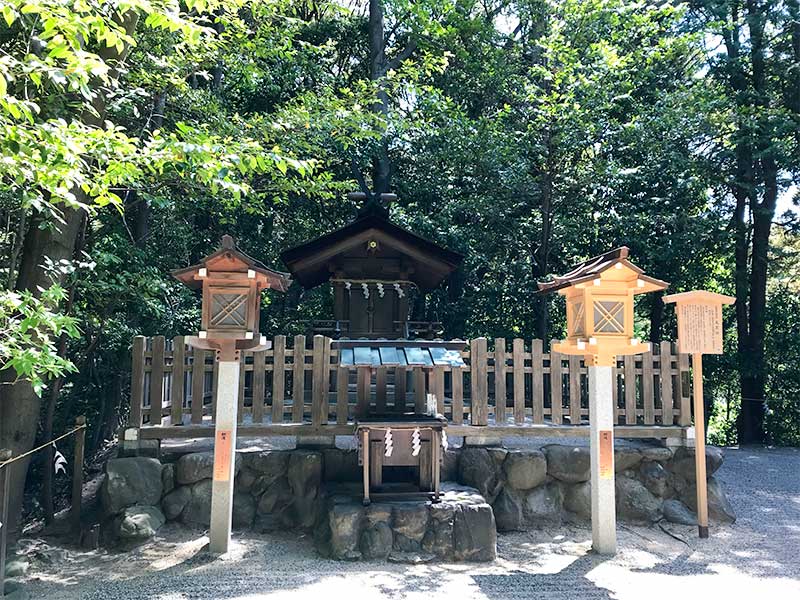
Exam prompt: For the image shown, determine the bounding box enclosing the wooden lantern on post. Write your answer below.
[172,235,290,554]
[172,235,291,360]
[539,247,669,367]
[538,247,668,555]
[663,290,734,539]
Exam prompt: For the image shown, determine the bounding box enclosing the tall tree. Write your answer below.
[691,0,799,443]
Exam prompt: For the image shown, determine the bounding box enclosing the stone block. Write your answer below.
[453,504,496,562]
[503,451,547,490]
[101,457,163,515]
[542,445,590,483]
[175,451,242,485]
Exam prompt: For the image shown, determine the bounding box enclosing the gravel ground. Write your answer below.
[10,444,800,600]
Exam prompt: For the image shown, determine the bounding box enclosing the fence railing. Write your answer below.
[130,336,692,434]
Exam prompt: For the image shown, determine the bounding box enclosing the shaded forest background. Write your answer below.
[0,0,798,526]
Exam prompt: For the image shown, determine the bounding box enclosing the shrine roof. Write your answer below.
[280,207,463,290]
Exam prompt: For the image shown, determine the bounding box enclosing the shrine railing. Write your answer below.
[129,335,693,439]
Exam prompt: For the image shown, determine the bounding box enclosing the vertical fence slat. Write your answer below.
[211,356,219,422]
[149,336,165,425]
[660,341,674,425]
[531,339,544,424]
[271,335,286,423]
[513,339,525,424]
[170,336,185,426]
[494,338,506,424]
[357,366,370,418]
[414,367,426,413]
[470,337,488,425]
[237,353,247,424]
[337,366,350,424]
[642,343,655,424]
[191,348,206,424]
[433,366,445,414]
[375,367,387,413]
[550,340,562,424]
[312,335,325,427]
[569,355,581,425]
[452,367,464,424]
[322,337,332,423]
[395,366,407,412]
[624,354,636,424]
[130,336,146,427]
[252,349,266,424]
[678,352,691,426]
[292,335,306,423]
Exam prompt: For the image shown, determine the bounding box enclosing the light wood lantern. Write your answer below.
[172,235,291,360]
[538,247,669,366]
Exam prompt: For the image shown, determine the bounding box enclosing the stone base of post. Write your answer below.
[589,365,617,555]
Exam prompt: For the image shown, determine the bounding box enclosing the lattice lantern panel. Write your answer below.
[568,299,586,337]
[203,285,257,337]
[592,299,625,334]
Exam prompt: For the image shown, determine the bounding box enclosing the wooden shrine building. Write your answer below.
[281,193,463,339]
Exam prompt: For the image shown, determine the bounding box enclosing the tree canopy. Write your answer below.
[0,0,798,532]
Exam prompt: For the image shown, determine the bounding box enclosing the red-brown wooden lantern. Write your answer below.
[172,235,291,359]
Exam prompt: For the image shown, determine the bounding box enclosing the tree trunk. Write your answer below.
[0,9,139,538]
[368,0,391,193]
[648,292,664,344]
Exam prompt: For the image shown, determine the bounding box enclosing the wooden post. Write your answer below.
[129,336,146,427]
[494,338,506,424]
[0,449,10,600]
[149,335,165,425]
[271,335,286,423]
[361,429,370,505]
[70,417,86,537]
[589,365,617,555]
[171,336,185,425]
[209,356,240,554]
[693,353,709,539]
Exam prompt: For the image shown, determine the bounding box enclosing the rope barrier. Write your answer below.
[0,424,86,469]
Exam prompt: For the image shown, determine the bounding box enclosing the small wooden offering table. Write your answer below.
[357,414,447,505]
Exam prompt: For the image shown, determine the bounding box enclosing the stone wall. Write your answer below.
[98,442,735,555]
[456,444,736,531]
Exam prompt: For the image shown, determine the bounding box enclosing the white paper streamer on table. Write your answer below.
[377,282,385,297]
[394,283,404,298]
[441,430,449,451]
[362,282,369,298]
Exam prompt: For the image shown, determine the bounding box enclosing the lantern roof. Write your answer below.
[172,235,291,292]
[537,246,668,294]
[280,203,463,290]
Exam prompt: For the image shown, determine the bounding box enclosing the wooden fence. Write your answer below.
[129,335,693,439]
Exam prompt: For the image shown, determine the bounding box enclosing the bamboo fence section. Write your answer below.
[129,336,692,436]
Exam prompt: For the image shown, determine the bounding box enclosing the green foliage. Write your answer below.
[1,0,798,451]
[0,285,78,394]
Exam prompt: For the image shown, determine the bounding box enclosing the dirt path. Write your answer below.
[10,446,800,599]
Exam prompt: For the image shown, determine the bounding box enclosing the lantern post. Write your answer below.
[538,247,668,555]
[172,235,290,554]
[663,290,734,538]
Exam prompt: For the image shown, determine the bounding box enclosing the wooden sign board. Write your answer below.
[663,291,735,356]
[599,430,614,479]
[213,429,233,481]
